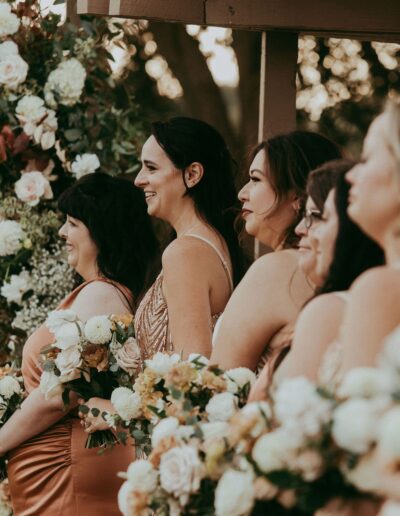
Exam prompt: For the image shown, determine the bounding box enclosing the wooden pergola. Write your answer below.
[68,0,400,141]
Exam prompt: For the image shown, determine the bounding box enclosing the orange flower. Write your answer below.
[82,344,109,372]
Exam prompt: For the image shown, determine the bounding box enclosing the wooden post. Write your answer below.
[66,0,81,26]
[255,31,298,258]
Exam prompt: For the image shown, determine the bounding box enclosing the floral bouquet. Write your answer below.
[0,366,24,480]
[107,352,256,455]
[39,309,141,448]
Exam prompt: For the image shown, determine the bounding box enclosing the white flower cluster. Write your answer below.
[0,374,22,420]
[16,95,58,150]
[0,40,28,91]
[0,220,24,256]
[44,58,86,107]
[15,171,53,207]
[144,351,181,377]
[111,387,141,421]
[0,270,31,305]
[71,153,100,179]
[0,4,20,38]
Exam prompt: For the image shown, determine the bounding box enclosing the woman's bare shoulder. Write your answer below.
[349,266,400,305]
[71,280,131,319]
[246,249,299,281]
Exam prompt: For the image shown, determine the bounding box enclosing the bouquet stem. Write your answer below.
[85,430,119,449]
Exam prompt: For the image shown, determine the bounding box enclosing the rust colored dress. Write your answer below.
[7,279,135,516]
[135,234,233,358]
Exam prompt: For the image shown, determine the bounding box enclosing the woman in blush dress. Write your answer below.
[133,117,246,360]
[211,132,342,374]
[1,173,159,516]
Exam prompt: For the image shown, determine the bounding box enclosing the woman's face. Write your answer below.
[58,215,98,278]
[238,150,295,248]
[313,189,339,282]
[135,135,186,222]
[295,196,323,285]
[346,114,400,244]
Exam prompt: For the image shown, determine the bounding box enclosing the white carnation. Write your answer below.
[224,367,256,394]
[274,376,332,439]
[84,315,112,344]
[44,58,86,107]
[46,309,79,333]
[159,445,203,503]
[215,469,255,516]
[332,399,378,454]
[71,153,100,179]
[151,416,180,447]
[0,375,21,399]
[15,171,53,207]
[206,392,237,422]
[126,459,158,492]
[252,429,297,473]
[39,371,63,400]
[0,4,20,38]
[54,323,80,350]
[0,40,18,60]
[239,401,271,437]
[111,387,141,421]
[377,407,400,464]
[338,367,395,399]
[0,220,23,256]
[145,352,181,376]
[0,54,28,90]
[1,271,30,304]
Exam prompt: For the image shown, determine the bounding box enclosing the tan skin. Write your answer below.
[211,149,313,372]
[0,216,131,454]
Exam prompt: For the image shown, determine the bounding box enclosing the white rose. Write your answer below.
[0,40,18,60]
[151,417,180,447]
[0,54,28,90]
[145,352,181,377]
[44,58,86,107]
[239,401,271,437]
[274,376,332,439]
[15,171,53,207]
[380,500,400,516]
[116,337,141,375]
[252,429,297,473]
[46,309,79,333]
[224,367,256,394]
[111,387,141,421]
[55,347,82,382]
[126,459,158,492]
[188,353,209,367]
[338,367,395,399]
[0,220,23,256]
[71,153,100,179]
[16,95,46,126]
[54,322,81,350]
[84,315,112,344]
[159,445,203,503]
[332,399,378,454]
[0,270,30,304]
[0,375,21,399]
[215,468,255,516]
[0,4,20,38]
[118,481,132,516]
[206,392,237,422]
[377,407,400,464]
[39,371,63,400]
[200,421,230,441]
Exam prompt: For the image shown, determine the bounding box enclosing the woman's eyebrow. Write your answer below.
[250,168,265,175]
[143,159,157,167]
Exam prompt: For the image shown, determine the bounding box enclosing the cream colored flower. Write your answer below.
[0,375,21,399]
[84,315,112,344]
[145,352,180,377]
[224,367,256,394]
[71,153,100,179]
[151,417,180,448]
[55,347,82,382]
[0,4,20,38]
[15,171,53,207]
[338,367,395,399]
[126,460,158,492]
[0,54,28,90]
[252,429,297,473]
[215,469,255,516]
[0,220,23,256]
[116,337,141,375]
[206,392,237,422]
[44,58,86,107]
[1,271,30,305]
[111,387,141,421]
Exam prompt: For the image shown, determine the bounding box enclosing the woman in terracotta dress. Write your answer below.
[1,173,159,516]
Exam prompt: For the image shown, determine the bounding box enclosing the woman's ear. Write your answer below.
[184,162,204,189]
[291,196,302,214]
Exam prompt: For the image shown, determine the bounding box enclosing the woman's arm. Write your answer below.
[0,388,76,455]
[340,267,400,373]
[274,293,346,384]
[211,250,311,370]
[162,238,221,358]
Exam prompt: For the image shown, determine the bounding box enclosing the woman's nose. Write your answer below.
[295,217,307,237]
[134,169,147,188]
[238,182,249,202]
[58,222,67,239]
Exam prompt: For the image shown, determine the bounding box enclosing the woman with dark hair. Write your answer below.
[272,160,384,386]
[211,131,342,372]
[133,116,246,358]
[3,173,160,515]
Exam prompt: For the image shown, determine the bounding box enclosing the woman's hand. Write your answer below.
[78,397,114,434]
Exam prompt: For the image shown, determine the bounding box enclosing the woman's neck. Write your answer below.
[383,227,400,266]
[170,204,206,237]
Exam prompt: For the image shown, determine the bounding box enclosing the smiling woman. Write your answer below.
[133,116,246,360]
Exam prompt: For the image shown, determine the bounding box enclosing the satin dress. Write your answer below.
[7,280,134,516]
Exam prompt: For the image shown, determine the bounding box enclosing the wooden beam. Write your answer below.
[66,0,81,25]
[76,0,205,24]
[206,0,400,34]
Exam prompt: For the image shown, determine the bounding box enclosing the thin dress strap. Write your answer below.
[184,233,234,293]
